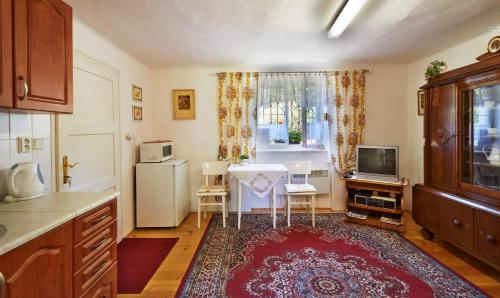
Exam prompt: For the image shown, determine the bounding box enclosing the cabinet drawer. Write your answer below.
[474,210,500,269]
[73,242,117,298]
[74,221,117,272]
[74,199,117,245]
[80,262,117,298]
[439,198,473,252]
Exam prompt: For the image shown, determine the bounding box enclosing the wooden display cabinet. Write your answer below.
[413,46,500,271]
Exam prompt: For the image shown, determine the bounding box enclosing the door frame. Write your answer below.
[54,49,123,238]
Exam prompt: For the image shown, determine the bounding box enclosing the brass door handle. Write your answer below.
[63,155,79,186]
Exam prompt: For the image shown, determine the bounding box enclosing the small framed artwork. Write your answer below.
[132,84,142,102]
[173,89,195,120]
[132,106,142,121]
[417,89,425,116]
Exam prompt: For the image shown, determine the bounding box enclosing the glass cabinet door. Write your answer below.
[461,83,500,191]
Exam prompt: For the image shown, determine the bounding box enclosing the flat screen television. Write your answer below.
[356,145,399,179]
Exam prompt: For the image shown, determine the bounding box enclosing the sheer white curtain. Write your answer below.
[257,73,329,148]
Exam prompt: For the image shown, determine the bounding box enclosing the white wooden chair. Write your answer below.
[196,161,229,228]
[284,161,317,227]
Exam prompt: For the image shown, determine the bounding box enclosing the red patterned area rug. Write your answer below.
[176,214,488,298]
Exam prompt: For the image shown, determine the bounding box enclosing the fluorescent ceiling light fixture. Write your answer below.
[328,0,368,38]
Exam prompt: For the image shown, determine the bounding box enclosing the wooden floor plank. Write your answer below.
[118,211,500,297]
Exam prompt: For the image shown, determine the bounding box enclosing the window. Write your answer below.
[257,73,328,148]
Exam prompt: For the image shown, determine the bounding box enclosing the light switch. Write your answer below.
[33,138,44,150]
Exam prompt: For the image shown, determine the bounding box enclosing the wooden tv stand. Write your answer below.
[344,177,408,233]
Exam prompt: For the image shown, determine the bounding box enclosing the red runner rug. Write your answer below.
[118,238,178,294]
[177,214,488,297]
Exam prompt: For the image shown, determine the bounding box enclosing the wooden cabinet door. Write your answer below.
[427,84,457,193]
[0,222,73,298]
[13,0,72,113]
[475,210,500,270]
[0,0,12,108]
[439,198,474,252]
[412,185,439,233]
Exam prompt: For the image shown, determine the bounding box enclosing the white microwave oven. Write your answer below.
[140,141,174,163]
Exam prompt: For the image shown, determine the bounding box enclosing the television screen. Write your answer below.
[357,146,398,177]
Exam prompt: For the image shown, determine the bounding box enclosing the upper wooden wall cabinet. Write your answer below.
[0,0,73,113]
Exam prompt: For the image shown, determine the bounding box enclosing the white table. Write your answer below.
[228,163,288,229]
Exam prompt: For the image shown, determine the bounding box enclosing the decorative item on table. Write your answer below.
[4,162,45,203]
[417,89,425,116]
[132,105,142,121]
[425,60,447,81]
[173,89,195,120]
[132,84,142,102]
[239,154,249,165]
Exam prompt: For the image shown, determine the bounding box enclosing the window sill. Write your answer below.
[257,147,327,153]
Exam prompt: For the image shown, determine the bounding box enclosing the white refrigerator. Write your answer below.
[135,159,190,227]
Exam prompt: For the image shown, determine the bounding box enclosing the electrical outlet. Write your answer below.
[17,137,32,153]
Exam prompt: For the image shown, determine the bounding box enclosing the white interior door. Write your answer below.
[56,50,121,235]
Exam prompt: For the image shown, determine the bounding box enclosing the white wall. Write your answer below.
[0,111,53,196]
[404,31,497,211]
[151,64,409,212]
[71,18,153,238]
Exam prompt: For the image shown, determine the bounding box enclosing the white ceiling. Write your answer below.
[67,0,500,68]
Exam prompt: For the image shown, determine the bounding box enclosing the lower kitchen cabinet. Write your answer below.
[0,198,118,298]
[0,222,73,298]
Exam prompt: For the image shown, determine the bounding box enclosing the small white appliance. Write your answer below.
[140,140,174,163]
[135,159,190,227]
[4,162,45,203]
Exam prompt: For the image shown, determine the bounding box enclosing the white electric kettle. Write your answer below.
[4,162,45,203]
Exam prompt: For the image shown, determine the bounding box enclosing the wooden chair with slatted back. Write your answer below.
[284,161,317,227]
[196,161,229,228]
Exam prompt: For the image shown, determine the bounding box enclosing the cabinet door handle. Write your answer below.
[452,219,461,227]
[91,237,108,250]
[17,76,28,100]
[486,234,496,243]
[91,214,108,225]
[92,260,108,275]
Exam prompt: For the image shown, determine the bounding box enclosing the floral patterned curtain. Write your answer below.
[217,72,259,163]
[328,70,366,173]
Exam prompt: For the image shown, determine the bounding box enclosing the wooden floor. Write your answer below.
[120,211,500,298]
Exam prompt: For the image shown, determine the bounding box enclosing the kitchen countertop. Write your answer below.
[0,190,119,256]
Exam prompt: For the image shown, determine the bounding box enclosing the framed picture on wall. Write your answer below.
[173,89,195,120]
[132,105,142,121]
[417,89,425,116]
[132,84,142,102]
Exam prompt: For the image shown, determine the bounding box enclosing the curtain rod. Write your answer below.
[215,69,371,75]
